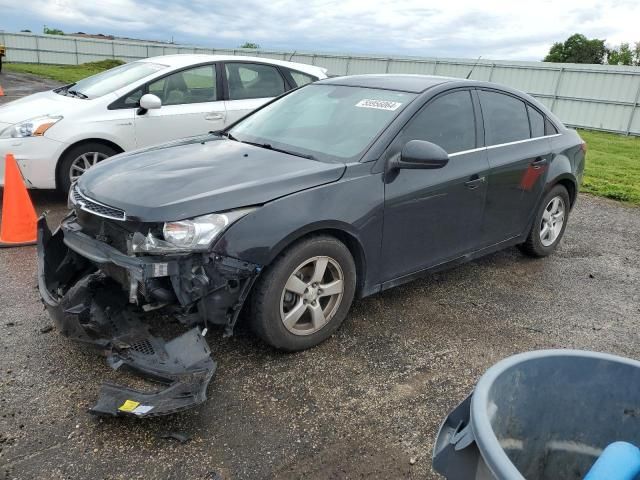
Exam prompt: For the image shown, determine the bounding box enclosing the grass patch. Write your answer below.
[578,129,640,205]
[4,59,125,84]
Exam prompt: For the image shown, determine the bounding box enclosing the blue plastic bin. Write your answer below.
[432,350,640,479]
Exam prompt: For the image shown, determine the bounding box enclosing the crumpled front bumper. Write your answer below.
[37,216,218,417]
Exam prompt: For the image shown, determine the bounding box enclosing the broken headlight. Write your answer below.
[132,208,255,253]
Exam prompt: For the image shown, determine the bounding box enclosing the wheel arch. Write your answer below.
[55,138,125,189]
[264,223,368,298]
[547,174,578,208]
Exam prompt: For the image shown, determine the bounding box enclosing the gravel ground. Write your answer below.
[1,72,639,479]
[0,191,638,480]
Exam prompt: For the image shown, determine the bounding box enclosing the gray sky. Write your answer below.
[1,0,638,60]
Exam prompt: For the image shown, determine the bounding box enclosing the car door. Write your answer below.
[222,62,289,124]
[381,89,491,282]
[133,64,226,148]
[477,90,552,245]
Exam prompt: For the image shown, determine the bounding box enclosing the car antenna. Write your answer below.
[466,56,482,79]
[288,50,297,61]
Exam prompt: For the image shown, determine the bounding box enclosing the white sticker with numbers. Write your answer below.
[355,99,403,111]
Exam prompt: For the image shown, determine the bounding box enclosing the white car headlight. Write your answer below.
[0,115,63,139]
[131,208,255,254]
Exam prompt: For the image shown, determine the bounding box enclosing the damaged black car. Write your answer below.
[38,74,584,417]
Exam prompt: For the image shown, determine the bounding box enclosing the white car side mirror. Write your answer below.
[139,94,162,111]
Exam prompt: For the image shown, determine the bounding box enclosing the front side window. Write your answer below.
[229,84,416,162]
[147,65,217,106]
[396,90,476,154]
[479,90,530,146]
[69,61,167,99]
[225,63,287,100]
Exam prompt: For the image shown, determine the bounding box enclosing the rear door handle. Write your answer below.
[531,157,548,169]
[205,112,224,121]
[464,175,486,190]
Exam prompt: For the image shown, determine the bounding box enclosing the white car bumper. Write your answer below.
[0,136,67,189]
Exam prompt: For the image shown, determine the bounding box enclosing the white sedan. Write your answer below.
[0,55,327,191]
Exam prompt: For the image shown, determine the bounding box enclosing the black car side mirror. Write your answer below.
[392,140,449,170]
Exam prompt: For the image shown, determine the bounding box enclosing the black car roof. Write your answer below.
[316,74,458,93]
[315,74,564,127]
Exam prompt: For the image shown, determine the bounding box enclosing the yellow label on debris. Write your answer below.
[118,400,140,412]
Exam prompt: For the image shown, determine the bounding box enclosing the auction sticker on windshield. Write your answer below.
[355,99,403,111]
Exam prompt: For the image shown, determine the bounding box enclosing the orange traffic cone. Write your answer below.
[0,154,37,247]
[0,85,4,96]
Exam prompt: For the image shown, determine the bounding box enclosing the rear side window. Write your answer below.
[479,90,530,145]
[288,70,316,87]
[527,105,545,138]
[225,63,287,100]
[398,90,476,154]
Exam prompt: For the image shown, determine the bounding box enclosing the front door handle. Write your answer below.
[531,157,548,169]
[464,175,486,190]
[205,112,224,121]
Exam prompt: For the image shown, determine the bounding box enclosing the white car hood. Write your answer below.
[0,90,87,126]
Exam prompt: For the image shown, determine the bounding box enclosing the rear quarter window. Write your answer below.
[288,70,316,87]
[545,117,559,135]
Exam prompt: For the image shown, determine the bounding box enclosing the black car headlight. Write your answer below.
[132,208,255,254]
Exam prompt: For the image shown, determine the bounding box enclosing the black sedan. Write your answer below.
[38,74,585,416]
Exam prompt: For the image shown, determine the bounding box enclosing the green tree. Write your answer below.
[239,42,260,49]
[43,26,64,35]
[543,33,607,64]
[607,42,633,65]
[544,42,566,63]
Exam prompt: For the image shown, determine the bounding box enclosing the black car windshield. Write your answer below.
[63,61,167,99]
[228,84,416,162]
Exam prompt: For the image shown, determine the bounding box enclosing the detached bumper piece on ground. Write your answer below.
[37,216,258,417]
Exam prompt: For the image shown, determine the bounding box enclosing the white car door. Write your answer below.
[134,64,226,147]
[223,62,289,124]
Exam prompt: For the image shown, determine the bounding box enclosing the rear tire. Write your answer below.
[57,142,119,193]
[251,236,356,351]
[519,184,570,257]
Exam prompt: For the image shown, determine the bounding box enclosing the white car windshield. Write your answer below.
[66,61,167,99]
[228,84,416,162]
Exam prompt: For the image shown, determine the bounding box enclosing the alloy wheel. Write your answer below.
[69,151,109,183]
[280,256,345,336]
[540,196,565,247]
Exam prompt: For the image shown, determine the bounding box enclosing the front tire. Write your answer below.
[251,236,357,351]
[519,184,570,257]
[57,142,118,193]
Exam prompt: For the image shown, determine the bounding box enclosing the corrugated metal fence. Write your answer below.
[2,31,640,135]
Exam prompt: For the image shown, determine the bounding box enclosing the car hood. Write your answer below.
[77,137,346,222]
[0,90,86,127]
